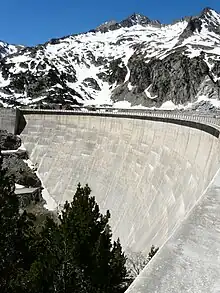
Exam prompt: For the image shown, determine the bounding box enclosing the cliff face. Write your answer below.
[0,8,220,109]
[112,52,214,107]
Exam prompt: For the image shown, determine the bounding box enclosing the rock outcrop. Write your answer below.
[0,130,21,150]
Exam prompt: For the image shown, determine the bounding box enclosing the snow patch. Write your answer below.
[127,82,133,91]
[15,183,25,189]
[144,85,157,99]
[23,156,57,211]
[52,83,64,89]
[160,101,178,110]
[186,95,220,109]
[113,100,131,108]
[36,170,57,211]
[85,82,113,106]
[7,55,30,64]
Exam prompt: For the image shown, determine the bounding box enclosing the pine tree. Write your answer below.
[61,183,128,293]
[25,217,64,293]
[0,170,129,293]
[0,154,20,292]
[0,153,37,293]
[33,183,128,293]
[110,238,127,293]
[58,183,113,293]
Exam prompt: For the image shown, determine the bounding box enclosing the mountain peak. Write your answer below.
[120,13,161,27]
[124,13,150,24]
[95,20,117,32]
[200,7,216,16]
[199,6,219,22]
[178,7,220,41]
[93,13,160,33]
[0,41,20,59]
[199,7,220,33]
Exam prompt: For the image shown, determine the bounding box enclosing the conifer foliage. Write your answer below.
[0,155,128,293]
[0,154,20,292]
[0,154,37,293]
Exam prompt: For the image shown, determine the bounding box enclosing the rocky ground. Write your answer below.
[0,130,55,225]
[3,154,41,188]
[0,129,21,150]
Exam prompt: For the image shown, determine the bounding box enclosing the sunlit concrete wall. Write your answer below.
[0,108,17,134]
[20,113,220,257]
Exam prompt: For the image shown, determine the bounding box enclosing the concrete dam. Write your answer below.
[5,108,220,292]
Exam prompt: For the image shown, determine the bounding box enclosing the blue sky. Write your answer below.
[1,0,219,46]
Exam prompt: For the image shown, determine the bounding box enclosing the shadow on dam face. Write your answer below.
[20,113,220,252]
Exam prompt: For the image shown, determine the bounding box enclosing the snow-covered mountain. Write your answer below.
[0,41,20,59]
[1,7,220,110]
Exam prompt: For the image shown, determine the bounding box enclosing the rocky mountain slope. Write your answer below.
[0,41,20,59]
[1,7,220,109]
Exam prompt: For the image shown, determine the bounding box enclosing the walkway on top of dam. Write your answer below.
[20,107,220,137]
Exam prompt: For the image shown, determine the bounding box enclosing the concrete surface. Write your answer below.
[15,187,41,209]
[0,108,17,134]
[20,113,220,257]
[127,170,220,293]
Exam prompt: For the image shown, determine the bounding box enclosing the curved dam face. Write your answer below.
[20,113,220,256]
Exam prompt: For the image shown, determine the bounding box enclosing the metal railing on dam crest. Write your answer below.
[20,107,220,138]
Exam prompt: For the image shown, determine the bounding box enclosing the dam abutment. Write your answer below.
[0,108,18,134]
